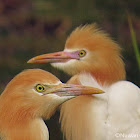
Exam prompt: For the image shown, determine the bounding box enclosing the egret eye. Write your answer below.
[35,84,46,93]
[78,50,86,57]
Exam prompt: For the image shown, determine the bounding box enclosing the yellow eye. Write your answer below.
[78,50,86,57]
[35,84,46,92]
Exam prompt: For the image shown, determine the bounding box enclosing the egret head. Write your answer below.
[28,24,125,84]
[0,69,103,126]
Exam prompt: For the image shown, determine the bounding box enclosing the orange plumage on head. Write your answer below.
[28,24,125,85]
[65,24,125,85]
[0,69,60,139]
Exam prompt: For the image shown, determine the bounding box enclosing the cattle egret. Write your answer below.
[28,24,139,140]
[28,24,125,85]
[0,69,103,140]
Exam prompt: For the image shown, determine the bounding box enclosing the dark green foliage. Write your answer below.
[127,14,140,70]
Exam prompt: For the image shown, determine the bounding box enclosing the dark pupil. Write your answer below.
[80,52,83,55]
[39,86,43,90]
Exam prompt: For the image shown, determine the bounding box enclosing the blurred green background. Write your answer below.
[0,0,139,139]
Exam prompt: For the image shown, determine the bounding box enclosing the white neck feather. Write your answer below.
[60,73,108,140]
[60,73,140,140]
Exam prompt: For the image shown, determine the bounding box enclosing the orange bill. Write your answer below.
[42,83,104,96]
[27,51,79,64]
